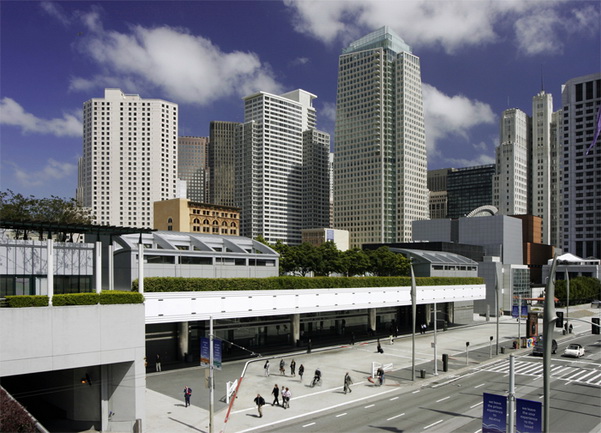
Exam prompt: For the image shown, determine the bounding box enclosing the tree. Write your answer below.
[340,248,371,277]
[366,247,410,277]
[0,189,94,240]
[314,241,342,276]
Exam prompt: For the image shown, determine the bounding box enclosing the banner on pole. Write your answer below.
[200,337,222,370]
[482,392,507,433]
[516,398,542,433]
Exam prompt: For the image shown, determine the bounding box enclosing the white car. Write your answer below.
[563,343,585,358]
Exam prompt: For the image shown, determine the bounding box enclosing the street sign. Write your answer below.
[516,398,542,433]
[482,392,507,433]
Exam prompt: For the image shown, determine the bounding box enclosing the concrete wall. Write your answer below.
[0,304,145,432]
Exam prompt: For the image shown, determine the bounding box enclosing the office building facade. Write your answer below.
[447,164,495,219]
[334,27,428,248]
[79,89,178,228]
[209,121,241,207]
[494,108,530,216]
[237,90,331,245]
[178,136,208,202]
[561,73,601,258]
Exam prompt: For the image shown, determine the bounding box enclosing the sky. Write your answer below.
[1,0,600,200]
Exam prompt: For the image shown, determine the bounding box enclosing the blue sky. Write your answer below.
[1,0,599,200]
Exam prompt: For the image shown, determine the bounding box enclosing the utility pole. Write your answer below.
[495,272,500,355]
[433,300,438,375]
[565,270,570,333]
[411,264,416,381]
[543,256,559,432]
[508,354,516,433]
[209,316,214,433]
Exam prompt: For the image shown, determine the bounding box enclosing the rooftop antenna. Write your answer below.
[540,65,545,92]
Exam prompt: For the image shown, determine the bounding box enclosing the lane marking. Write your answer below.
[336,412,347,418]
[302,422,315,428]
[387,413,405,421]
[470,402,483,409]
[424,419,443,429]
[474,383,486,389]
[436,396,450,403]
[365,404,375,408]
[390,396,399,401]
[412,390,421,394]
[474,429,482,433]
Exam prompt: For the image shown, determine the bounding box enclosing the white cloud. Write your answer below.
[422,84,496,156]
[0,97,82,137]
[70,11,283,104]
[41,1,71,26]
[7,159,78,188]
[318,101,337,123]
[444,153,496,168]
[289,57,310,67]
[283,0,593,55]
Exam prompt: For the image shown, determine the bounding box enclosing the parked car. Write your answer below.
[563,343,585,358]
[532,338,557,356]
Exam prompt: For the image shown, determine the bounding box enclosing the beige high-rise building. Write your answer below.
[334,27,428,248]
[78,88,178,228]
[209,121,240,207]
[178,136,209,202]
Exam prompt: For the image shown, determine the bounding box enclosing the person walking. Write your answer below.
[350,332,355,345]
[389,334,394,345]
[376,367,385,386]
[298,364,304,381]
[290,359,296,376]
[307,339,312,354]
[377,339,383,354]
[155,354,162,372]
[343,372,353,394]
[183,385,192,407]
[282,387,291,409]
[264,360,270,377]
[254,394,265,417]
[271,384,280,406]
[279,359,286,375]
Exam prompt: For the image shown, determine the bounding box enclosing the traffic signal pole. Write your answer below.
[543,256,559,433]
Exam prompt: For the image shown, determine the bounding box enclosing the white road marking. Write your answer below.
[365,404,375,408]
[336,412,347,418]
[424,419,443,429]
[390,396,399,401]
[387,413,405,421]
[471,402,483,408]
[412,390,421,394]
[474,383,486,388]
[302,422,315,428]
[436,396,450,403]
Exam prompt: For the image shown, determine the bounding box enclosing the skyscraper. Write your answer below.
[531,91,554,244]
[334,27,428,248]
[561,73,601,258]
[447,164,496,218]
[178,136,208,202]
[209,121,241,207]
[237,89,331,245]
[494,108,530,216]
[78,88,178,228]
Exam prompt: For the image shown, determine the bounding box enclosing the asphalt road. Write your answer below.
[257,334,601,433]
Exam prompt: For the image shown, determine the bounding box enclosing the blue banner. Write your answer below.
[516,398,542,433]
[482,393,507,433]
[512,305,519,318]
[200,337,222,370]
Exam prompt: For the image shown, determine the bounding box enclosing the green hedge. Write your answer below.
[100,291,144,304]
[53,293,99,306]
[4,291,144,308]
[5,295,49,307]
[135,276,484,292]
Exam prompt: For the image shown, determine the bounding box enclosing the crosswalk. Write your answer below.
[476,358,601,386]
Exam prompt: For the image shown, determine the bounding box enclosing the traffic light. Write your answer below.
[593,317,600,335]
[555,311,564,328]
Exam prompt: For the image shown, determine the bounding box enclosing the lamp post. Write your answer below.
[411,263,416,382]
[433,301,438,376]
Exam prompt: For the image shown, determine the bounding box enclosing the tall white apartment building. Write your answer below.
[494,108,530,215]
[78,88,178,228]
[561,73,601,258]
[531,91,553,244]
[178,136,208,202]
[236,89,331,245]
[334,27,428,248]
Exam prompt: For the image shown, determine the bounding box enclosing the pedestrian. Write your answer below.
[290,359,296,376]
[298,364,304,381]
[156,354,162,372]
[183,385,192,407]
[254,393,265,417]
[279,359,286,375]
[264,360,270,376]
[282,387,291,409]
[343,372,353,394]
[307,339,312,354]
[376,367,384,386]
[350,332,355,345]
[377,339,383,354]
[389,334,394,345]
[271,384,280,406]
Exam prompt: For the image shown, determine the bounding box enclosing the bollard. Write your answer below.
[442,353,449,372]
[420,369,426,379]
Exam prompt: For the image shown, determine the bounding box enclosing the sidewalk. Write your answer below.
[145,305,599,433]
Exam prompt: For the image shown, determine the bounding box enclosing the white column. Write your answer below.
[101,364,109,432]
[95,241,102,294]
[368,308,376,333]
[138,242,144,293]
[178,322,189,360]
[47,239,54,306]
[290,314,300,346]
[108,241,114,291]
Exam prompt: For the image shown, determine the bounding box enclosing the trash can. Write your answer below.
[442,353,449,372]
[420,369,426,379]
[501,347,506,354]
